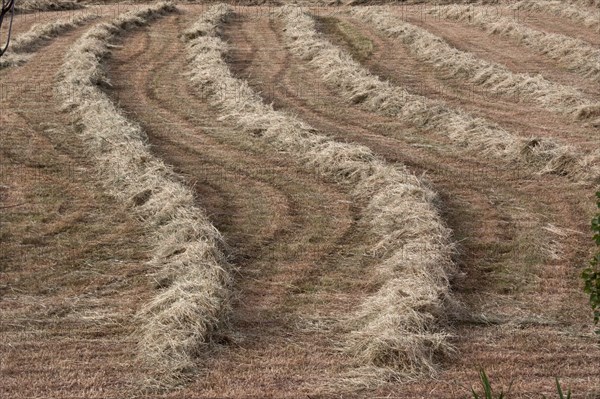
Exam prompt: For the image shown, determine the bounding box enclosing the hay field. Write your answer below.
[1,0,599,397]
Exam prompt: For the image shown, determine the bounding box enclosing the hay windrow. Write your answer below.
[15,0,84,13]
[429,5,600,82]
[56,2,232,388]
[350,6,600,121]
[279,6,599,184]
[185,3,457,379]
[568,0,600,8]
[513,0,600,29]
[12,14,100,53]
[0,14,99,69]
[0,53,29,69]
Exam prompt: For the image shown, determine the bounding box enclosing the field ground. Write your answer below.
[1,2,599,398]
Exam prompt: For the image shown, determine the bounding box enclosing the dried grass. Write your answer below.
[0,14,99,69]
[185,3,457,379]
[350,6,600,121]
[15,0,84,13]
[514,0,600,29]
[280,6,600,184]
[429,5,600,82]
[0,53,28,68]
[12,14,100,53]
[568,0,600,8]
[56,2,232,388]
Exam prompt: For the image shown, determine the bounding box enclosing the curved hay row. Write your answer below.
[185,4,456,377]
[429,5,600,82]
[568,0,600,8]
[350,6,600,121]
[15,0,84,13]
[0,53,28,69]
[513,0,600,29]
[280,6,600,184]
[0,13,99,69]
[56,2,232,387]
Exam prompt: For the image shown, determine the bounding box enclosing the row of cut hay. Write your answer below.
[56,2,232,388]
[0,53,28,69]
[15,0,84,13]
[513,0,599,29]
[568,0,600,8]
[280,6,600,184]
[11,14,100,53]
[349,6,600,121]
[428,5,600,82]
[0,14,99,69]
[185,3,456,378]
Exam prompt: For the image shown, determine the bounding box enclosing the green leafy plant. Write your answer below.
[550,377,572,399]
[471,369,509,399]
[582,191,600,333]
[471,370,571,398]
